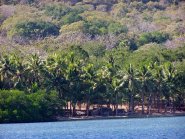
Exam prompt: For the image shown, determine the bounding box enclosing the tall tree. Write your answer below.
[123,64,139,113]
[138,65,152,114]
[152,63,166,113]
[24,54,44,92]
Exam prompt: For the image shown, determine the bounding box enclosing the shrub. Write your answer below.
[83,19,109,36]
[108,22,128,35]
[0,90,64,123]
[137,31,170,46]
[82,42,106,57]
[44,4,84,25]
[60,21,84,33]
[0,90,27,123]
[80,11,112,22]
[60,10,83,25]
[44,4,71,20]
[1,5,54,42]
[13,21,59,39]
[111,3,128,17]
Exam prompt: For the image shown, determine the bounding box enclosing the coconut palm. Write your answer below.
[24,54,45,92]
[123,64,139,113]
[0,54,18,89]
[44,53,68,98]
[81,63,96,116]
[163,63,177,113]
[9,55,26,91]
[152,63,166,113]
[65,48,89,116]
[138,65,152,114]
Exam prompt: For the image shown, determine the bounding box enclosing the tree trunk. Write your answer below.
[129,95,131,112]
[72,104,76,117]
[157,93,160,113]
[86,97,90,116]
[70,101,72,116]
[165,99,167,113]
[67,102,69,111]
[147,93,152,115]
[142,91,145,114]
[115,92,118,116]
[153,94,156,109]
[172,97,175,113]
[131,94,134,113]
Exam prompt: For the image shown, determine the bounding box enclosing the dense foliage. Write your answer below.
[0,0,185,122]
[0,45,185,122]
[11,21,59,40]
[0,90,63,123]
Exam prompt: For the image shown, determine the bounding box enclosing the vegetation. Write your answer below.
[0,0,185,123]
[0,90,63,123]
[0,45,185,122]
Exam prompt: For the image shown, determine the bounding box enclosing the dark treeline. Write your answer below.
[0,45,185,123]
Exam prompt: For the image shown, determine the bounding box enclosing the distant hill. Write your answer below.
[0,0,184,55]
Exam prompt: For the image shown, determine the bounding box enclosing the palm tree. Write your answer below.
[24,54,45,92]
[65,49,89,116]
[174,69,185,112]
[81,63,96,116]
[96,54,121,116]
[123,64,139,114]
[163,63,177,113]
[138,65,152,114]
[112,74,125,116]
[0,54,18,89]
[152,63,166,113]
[44,53,68,98]
[9,55,26,91]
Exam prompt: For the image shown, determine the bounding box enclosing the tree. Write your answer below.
[0,54,18,89]
[152,63,166,113]
[137,32,170,46]
[81,63,96,116]
[24,54,44,93]
[44,53,69,99]
[138,64,152,114]
[123,64,139,113]
[14,21,59,40]
[163,63,177,113]
[64,47,89,116]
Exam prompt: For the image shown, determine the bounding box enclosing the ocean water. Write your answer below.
[0,116,185,139]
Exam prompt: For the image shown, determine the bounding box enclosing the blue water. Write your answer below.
[0,117,185,139]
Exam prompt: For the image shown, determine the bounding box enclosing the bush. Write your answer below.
[137,31,170,46]
[60,21,84,33]
[82,42,106,57]
[60,10,83,25]
[44,4,84,26]
[111,3,128,17]
[108,22,128,35]
[44,4,71,20]
[13,21,59,39]
[83,19,109,36]
[0,90,64,123]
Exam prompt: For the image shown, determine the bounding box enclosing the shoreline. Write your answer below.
[56,113,185,122]
[1,112,185,124]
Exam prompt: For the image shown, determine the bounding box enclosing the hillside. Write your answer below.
[0,0,185,122]
[0,0,185,54]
